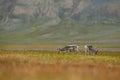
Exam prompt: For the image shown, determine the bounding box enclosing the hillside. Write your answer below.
[0,0,120,44]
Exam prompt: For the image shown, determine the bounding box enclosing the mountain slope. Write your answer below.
[0,0,120,43]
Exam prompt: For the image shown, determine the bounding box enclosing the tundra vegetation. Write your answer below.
[0,50,120,80]
[0,0,120,79]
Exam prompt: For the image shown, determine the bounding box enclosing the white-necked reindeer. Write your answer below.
[58,45,80,53]
[84,45,98,55]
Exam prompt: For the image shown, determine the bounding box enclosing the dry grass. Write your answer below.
[0,50,120,80]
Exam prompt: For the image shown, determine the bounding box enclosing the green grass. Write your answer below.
[0,50,120,64]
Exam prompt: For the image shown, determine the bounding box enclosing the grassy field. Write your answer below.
[0,43,120,48]
[0,50,120,80]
